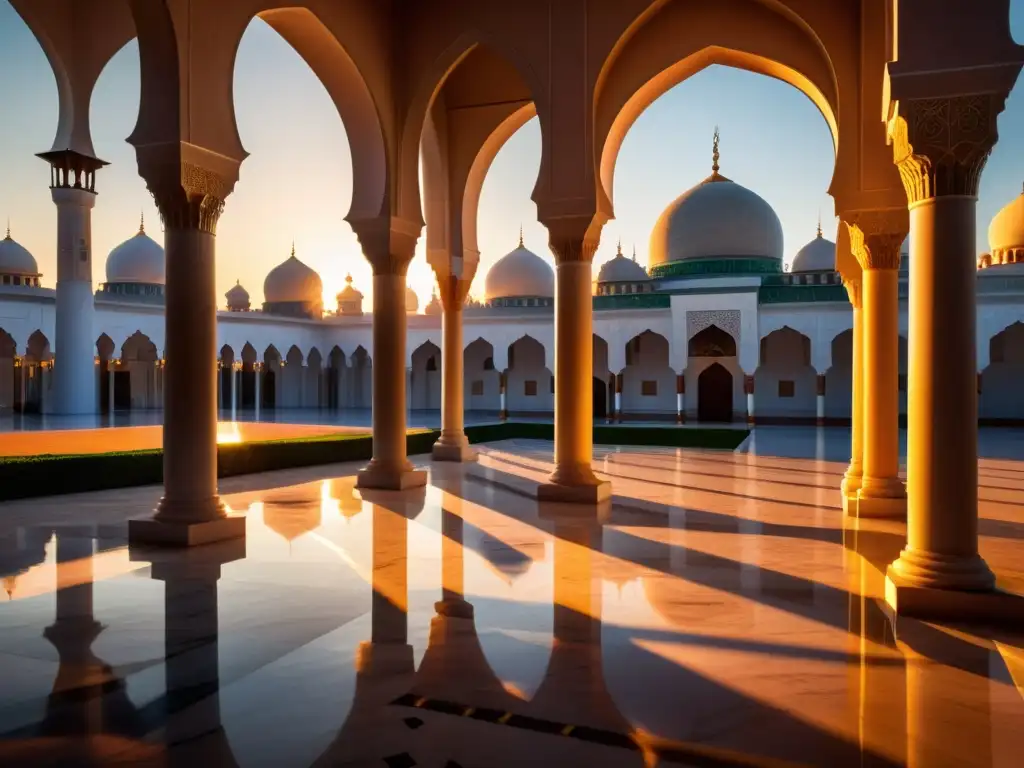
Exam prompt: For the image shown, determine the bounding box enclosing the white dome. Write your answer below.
[484,236,555,300]
[648,133,782,268]
[406,285,419,313]
[225,280,250,309]
[106,219,165,285]
[0,226,39,276]
[597,245,650,283]
[790,227,836,272]
[988,187,1024,262]
[263,246,322,304]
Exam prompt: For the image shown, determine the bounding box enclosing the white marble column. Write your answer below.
[433,275,476,462]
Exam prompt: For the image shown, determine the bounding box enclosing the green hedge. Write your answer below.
[0,422,747,501]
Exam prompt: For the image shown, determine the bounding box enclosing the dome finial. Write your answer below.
[712,126,720,175]
[291,241,296,259]
[139,210,145,234]
[3,218,9,240]
[616,238,623,257]
[632,243,637,263]
[816,211,822,239]
[518,224,524,249]
[345,273,353,284]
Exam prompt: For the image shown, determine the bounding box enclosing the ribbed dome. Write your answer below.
[597,244,650,283]
[406,285,419,313]
[106,216,165,285]
[263,245,322,304]
[0,225,39,276]
[988,186,1024,262]
[649,132,783,268]
[225,280,250,310]
[484,232,555,300]
[790,225,836,272]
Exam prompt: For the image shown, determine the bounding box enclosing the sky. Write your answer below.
[1,1,1023,311]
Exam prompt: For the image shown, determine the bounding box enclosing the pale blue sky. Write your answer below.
[1,1,1022,308]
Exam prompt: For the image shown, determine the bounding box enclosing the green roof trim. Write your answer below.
[592,293,671,310]
[650,257,783,279]
[758,284,850,304]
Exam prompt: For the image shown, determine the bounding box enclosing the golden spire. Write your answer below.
[816,212,822,239]
[712,126,720,175]
[291,241,296,258]
[518,224,524,249]
[4,218,10,240]
[139,210,145,234]
[632,244,637,263]
[616,238,623,257]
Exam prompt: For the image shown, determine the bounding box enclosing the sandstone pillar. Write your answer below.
[846,217,907,519]
[354,220,426,491]
[432,275,476,462]
[842,277,865,513]
[39,151,106,415]
[744,375,755,425]
[613,373,623,422]
[540,235,609,503]
[128,156,244,547]
[885,95,1008,614]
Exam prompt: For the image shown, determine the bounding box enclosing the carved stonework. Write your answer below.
[350,217,421,276]
[843,276,863,309]
[686,309,740,342]
[435,274,471,309]
[146,162,233,235]
[548,238,600,264]
[845,222,904,271]
[888,94,1004,204]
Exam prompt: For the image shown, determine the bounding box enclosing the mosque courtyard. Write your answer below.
[0,428,1022,767]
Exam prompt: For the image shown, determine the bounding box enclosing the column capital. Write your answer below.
[541,211,606,265]
[349,216,421,276]
[548,236,600,264]
[134,143,241,236]
[435,274,471,309]
[843,209,908,271]
[843,276,863,308]
[887,94,1005,204]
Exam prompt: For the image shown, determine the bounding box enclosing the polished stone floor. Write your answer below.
[0,440,1022,766]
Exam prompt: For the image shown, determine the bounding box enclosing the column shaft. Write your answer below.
[539,255,608,502]
[858,266,906,516]
[51,188,97,415]
[158,228,222,521]
[433,287,476,462]
[357,269,426,490]
[892,197,992,589]
[842,294,864,507]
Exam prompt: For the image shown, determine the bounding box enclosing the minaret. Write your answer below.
[36,149,108,414]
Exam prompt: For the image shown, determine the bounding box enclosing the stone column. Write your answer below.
[540,235,609,504]
[846,216,907,519]
[498,371,508,420]
[128,156,244,547]
[254,363,262,421]
[841,277,865,513]
[106,360,115,415]
[676,374,685,423]
[816,374,826,426]
[230,363,238,421]
[38,150,106,416]
[18,359,26,412]
[40,363,50,415]
[354,221,426,491]
[433,274,476,462]
[613,373,623,422]
[886,94,1007,614]
[744,375,755,425]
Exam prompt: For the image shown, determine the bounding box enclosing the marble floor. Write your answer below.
[0,440,1022,766]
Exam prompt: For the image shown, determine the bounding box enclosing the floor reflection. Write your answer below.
[0,440,1022,766]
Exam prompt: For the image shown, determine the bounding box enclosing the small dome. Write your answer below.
[484,231,555,300]
[0,224,39,277]
[790,223,836,272]
[597,243,651,283]
[406,285,419,313]
[225,280,250,310]
[988,185,1024,264]
[649,131,783,268]
[425,291,442,315]
[263,244,322,304]
[336,273,364,315]
[106,215,165,285]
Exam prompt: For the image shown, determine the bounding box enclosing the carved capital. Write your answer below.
[843,210,907,271]
[134,143,240,236]
[349,216,421,276]
[436,274,471,309]
[548,237,600,264]
[843,276,863,309]
[887,94,1004,204]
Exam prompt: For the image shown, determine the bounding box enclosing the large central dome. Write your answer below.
[483,230,555,301]
[648,132,783,270]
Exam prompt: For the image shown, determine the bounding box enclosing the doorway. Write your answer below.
[698,363,733,423]
[592,377,607,419]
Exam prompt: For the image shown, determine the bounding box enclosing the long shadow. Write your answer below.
[979,517,1024,541]
[606,453,842,491]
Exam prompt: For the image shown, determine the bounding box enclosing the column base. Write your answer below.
[357,460,427,491]
[855,477,907,519]
[435,598,474,619]
[840,469,861,515]
[128,513,246,547]
[885,567,1023,626]
[538,465,611,504]
[432,437,478,463]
